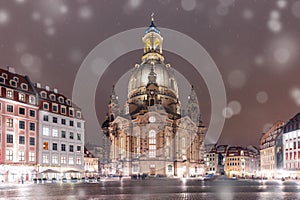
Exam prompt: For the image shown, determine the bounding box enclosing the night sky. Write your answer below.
[1,0,300,147]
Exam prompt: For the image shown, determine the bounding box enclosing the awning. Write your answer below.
[41,169,61,173]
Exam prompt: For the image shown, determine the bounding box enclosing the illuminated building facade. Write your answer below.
[102,17,206,177]
[224,146,259,178]
[84,147,99,177]
[204,144,228,175]
[35,84,85,178]
[282,113,300,178]
[260,121,284,179]
[0,67,38,182]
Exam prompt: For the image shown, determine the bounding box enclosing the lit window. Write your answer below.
[61,156,66,164]
[43,142,49,150]
[19,135,25,144]
[29,152,35,162]
[19,121,25,129]
[76,157,81,165]
[52,128,58,137]
[6,134,13,143]
[6,90,13,98]
[29,96,36,104]
[18,151,25,161]
[6,150,13,161]
[7,105,13,112]
[69,157,74,165]
[52,155,58,164]
[42,155,49,163]
[149,145,156,157]
[19,93,25,101]
[6,118,13,127]
[43,127,49,136]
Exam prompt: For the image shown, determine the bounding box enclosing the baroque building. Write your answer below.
[102,17,206,177]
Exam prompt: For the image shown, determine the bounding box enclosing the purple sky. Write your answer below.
[1,0,300,147]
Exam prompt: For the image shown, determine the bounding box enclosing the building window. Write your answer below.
[19,107,25,115]
[52,155,58,164]
[77,133,81,141]
[69,109,74,116]
[29,152,35,162]
[29,137,35,145]
[42,155,49,164]
[18,151,25,161]
[19,135,25,144]
[69,157,74,165]
[70,132,74,139]
[6,89,13,98]
[61,118,66,125]
[61,144,66,151]
[43,115,49,121]
[76,157,81,165]
[58,97,64,103]
[7,104,13,112]
[149,130,156,158]
[43,102,49,110]
[29,96,36,104]
[43,141,49,150]
[19,93,25,102]
[6,150,13,161]
[69,120,74,127]
[30,122,35,131]
[52,117,57,123]
[6,118,13,127]
[69,145,74,152]
[41,91,47,98]
[61,130,66,138]
[52,104,58,112]
[19,121,25,129]
[149,145,156,158]
[76,111,81,119]
[0,76,5,84]
[6,134,13,143]
[61,106,66,114]
[61,156,66,164]
[133,164,138,172]
[43,127,49,136]
[77,122,81,128]
[53,143,57,151]
[52,128,58,137]
[50,94,56,101]
[77,146,81,153]
[29,110,35,117]
[168,165,172,172]
[13,76,19,82]
[66,99,71,106]
[21,83,28,91]
[10,80,17,87]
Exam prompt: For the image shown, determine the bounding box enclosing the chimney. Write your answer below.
[7,66,16,74]
[45,86,50,91]
[35,82,41,88]
[53,88,58,94]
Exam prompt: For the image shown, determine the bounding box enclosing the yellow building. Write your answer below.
[84,147,98,177]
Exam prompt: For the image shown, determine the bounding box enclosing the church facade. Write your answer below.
[102,17,206,177]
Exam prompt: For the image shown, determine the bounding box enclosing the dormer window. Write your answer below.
[58,96,64,103]
[21,83,28,91]
[40,91,47,99]
[13,77,19,82]
[0,76,5,84]
[49,94,56,101]
[1,73,7,79]
[10,80,17,87]
[76,111,81,119]
[66,99,71,106]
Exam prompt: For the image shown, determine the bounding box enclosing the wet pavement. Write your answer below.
[0,178,300,200]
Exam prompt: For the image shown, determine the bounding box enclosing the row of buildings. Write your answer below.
[0,66,90,182]
[260,114,300,179]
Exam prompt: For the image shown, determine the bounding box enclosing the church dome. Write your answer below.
[128,62,178,98]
